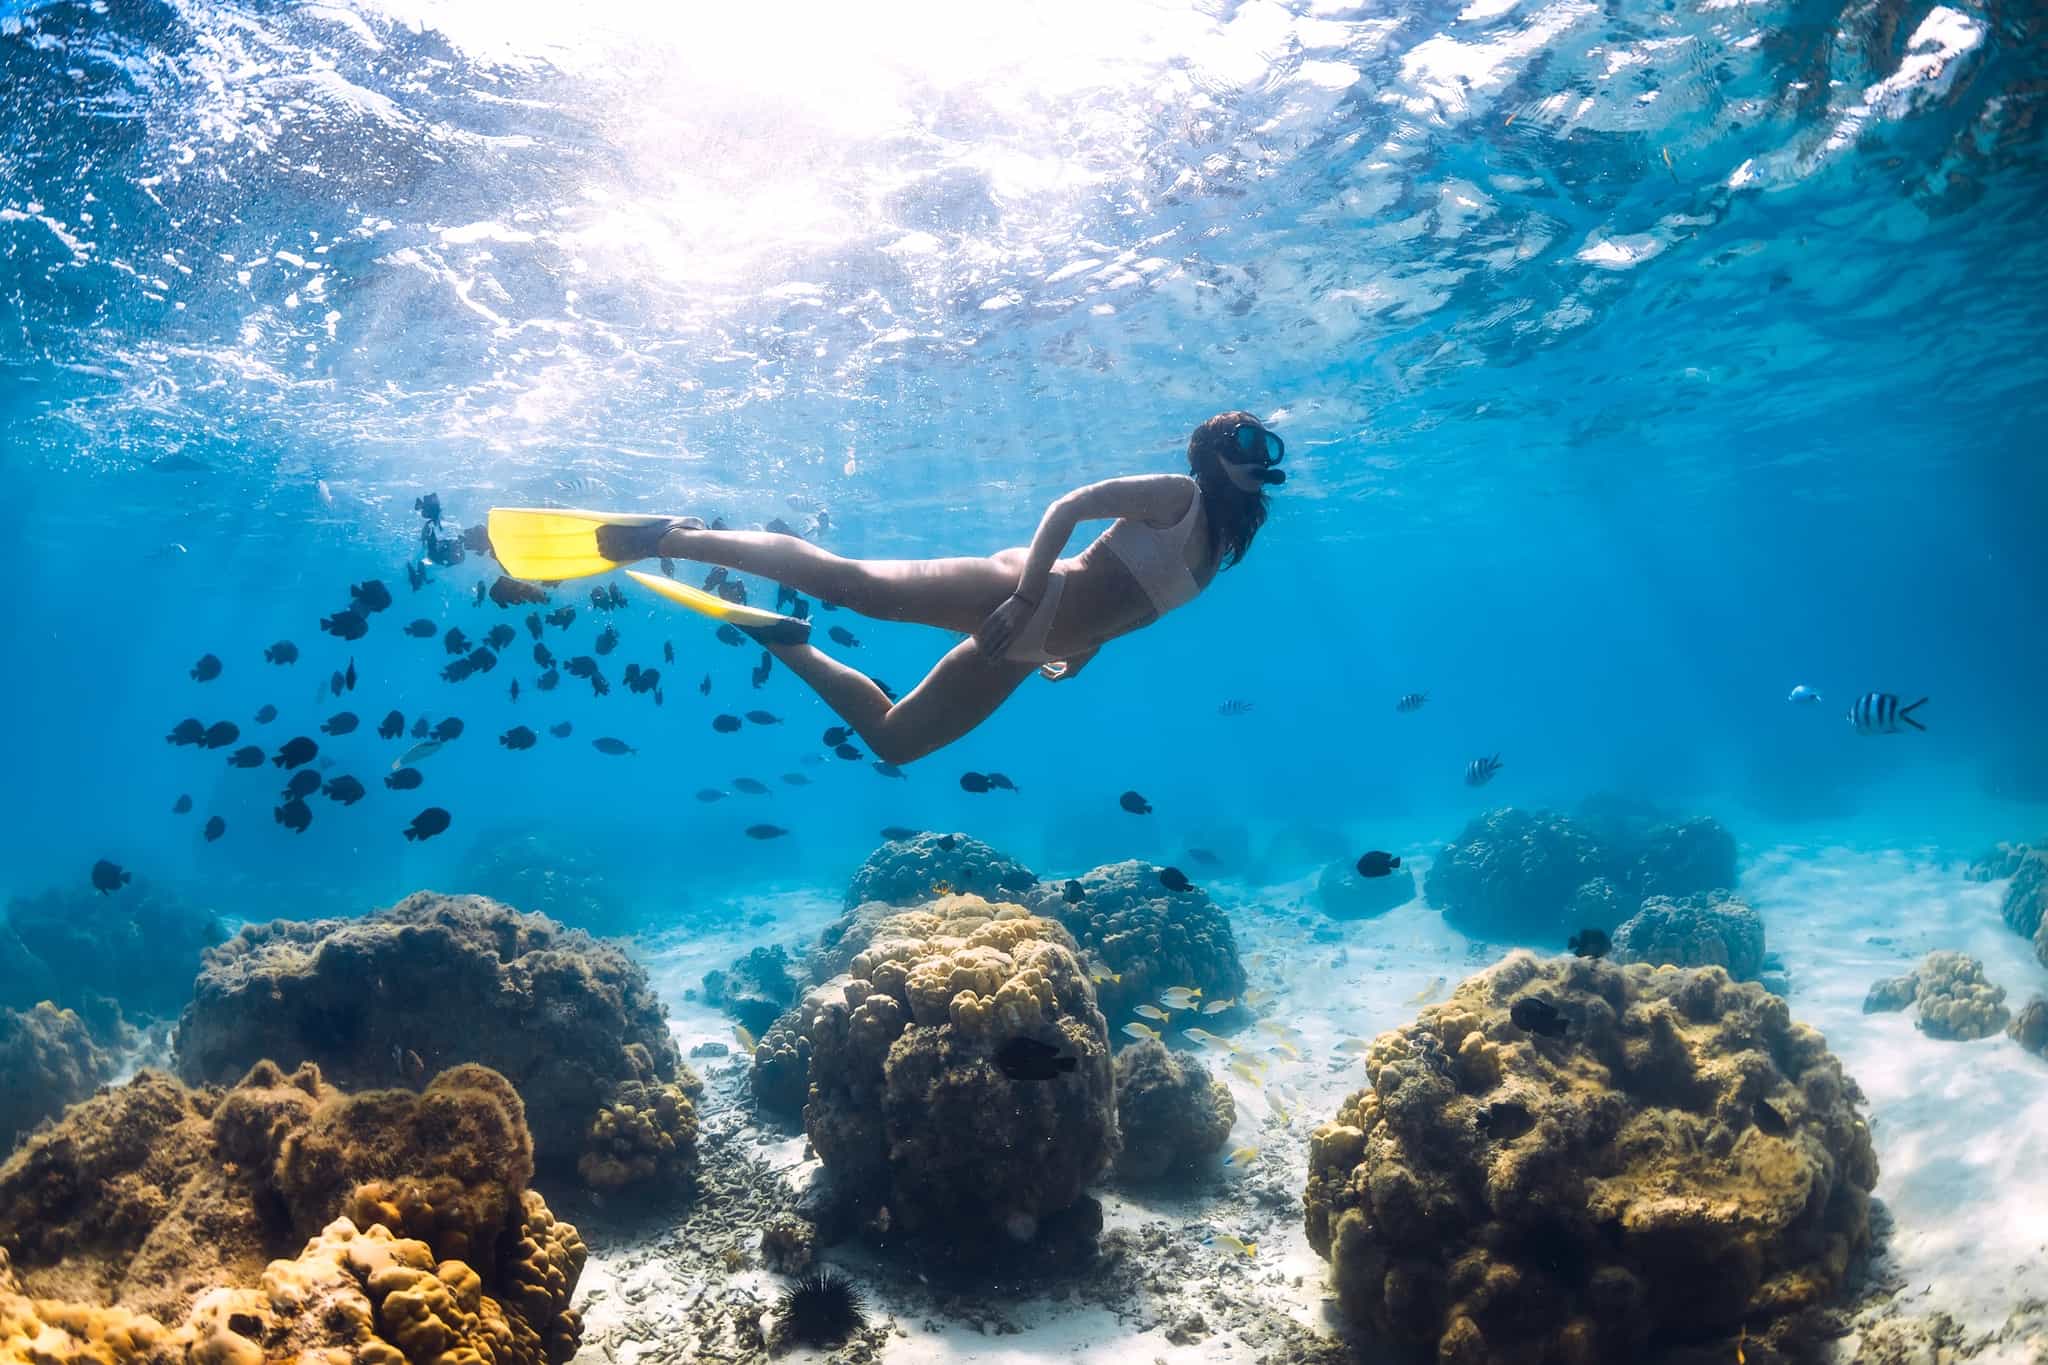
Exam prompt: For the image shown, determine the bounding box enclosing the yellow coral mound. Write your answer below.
[576,1072,702,1192]
[806,894,1115,1248]
[0,1062,586,1365]
[1304,953,1877,1364]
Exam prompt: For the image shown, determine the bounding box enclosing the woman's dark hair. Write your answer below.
[1188,411,1274,568]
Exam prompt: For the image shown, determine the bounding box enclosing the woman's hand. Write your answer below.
[974,593,1037,658]
[1041,647,1098,681]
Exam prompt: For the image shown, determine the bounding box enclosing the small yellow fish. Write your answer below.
[1223,1146,1259,1166]
[1208,1233,1257,1258]
[1407,976,1446,1005]
[1090,968,1122,985]
[1134,1005,1169,1022]
[1201,998,1236,1015]
[1123,1021,1162,1043]
[1181,1027,1234,1052]
[930,880,953,896]
[1266,1041,1301,1061]
[734,1024,757,1054]
[1159,988,1201,1009]
[1333,1038,1371,1054]
[1265,1084,1296,1115]
[1229,1060,1265,1085]
[1242,988,1275,1007]
[1736,1326,1746,1364]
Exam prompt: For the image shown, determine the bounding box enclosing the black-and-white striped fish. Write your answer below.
[1396,693,1428,713]
[1465,754,1502,787]
[1847,693,1927,734]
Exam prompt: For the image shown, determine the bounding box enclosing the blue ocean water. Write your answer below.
[1,0,2043,920]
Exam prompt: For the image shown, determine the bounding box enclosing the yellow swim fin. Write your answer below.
[623,570,812,646]
[485,507,678,583]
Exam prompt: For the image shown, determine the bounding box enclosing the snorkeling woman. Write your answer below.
[489,411,1283,763]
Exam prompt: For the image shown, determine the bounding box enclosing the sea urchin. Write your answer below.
[775,1268,868,1348]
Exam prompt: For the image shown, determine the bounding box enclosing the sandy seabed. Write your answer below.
[568,845,2048,1364]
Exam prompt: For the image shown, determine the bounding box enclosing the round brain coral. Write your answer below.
[1303,952,1877,1363]
[843,832,1040,909]
[1024,860,1247,1029]
[803,894,1115,1250]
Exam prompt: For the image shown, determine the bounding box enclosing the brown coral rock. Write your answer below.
[1908,951,2010,1041]
[575,1073,702,1193]
[2004,996,2047,1057]
[804,894,1115,1247]
[0,1002,115,1156]
[174,893,682,1178]
[1303,953,1877,1363]
[1112,1039,1234,1184]
[0,1061,585,1364]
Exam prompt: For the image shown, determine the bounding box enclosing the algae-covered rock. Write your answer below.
[1425,808,1619,942]
[0,1002,114,1154]
[2000,850,2048,966]
[1112,1039,1234,1184]
[1303,953,1877,1363]
[1967,840,2034,882]
[1427,807,1742,946]
[174,891,683,1176]
[1316,858,1415,921]
[2008,996,2048,1058]
[803,894,1114,1251]
[844,832,1038,909]
[1024,860,1247,1029]
[1628,816,1739,900]
[1862,973,1920,1014]
[0,1060,585,1362]
[1611,890,1766,981]
[704,944,801,1036]
[2,882,224,1020]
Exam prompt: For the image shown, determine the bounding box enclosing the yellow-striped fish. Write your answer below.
[1123,1021,1162,1043]
[1181,1027,1235,1052]
[1243,988,1275,1007]
[1223,1146,1259,1166]
[1201,998,1236,1015]
[1090,967,1122,985]
[1229,1060,1265,1085]
[1208,1233,1257,1258]
[733,1024,757,1054]
[1407,976,1446,1005]
[1333,1038,1371,1054]
[1159,987,1202,1009]
[1134,1004,1170,1022]
[1266,1041,1301,1061]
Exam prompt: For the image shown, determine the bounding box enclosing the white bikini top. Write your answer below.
[1096,478,1205,616]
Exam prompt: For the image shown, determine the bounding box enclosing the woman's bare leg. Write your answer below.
[767,636,1037,764]
[655,527,1018,635]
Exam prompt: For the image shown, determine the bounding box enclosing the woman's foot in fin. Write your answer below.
[594,516,706,563]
